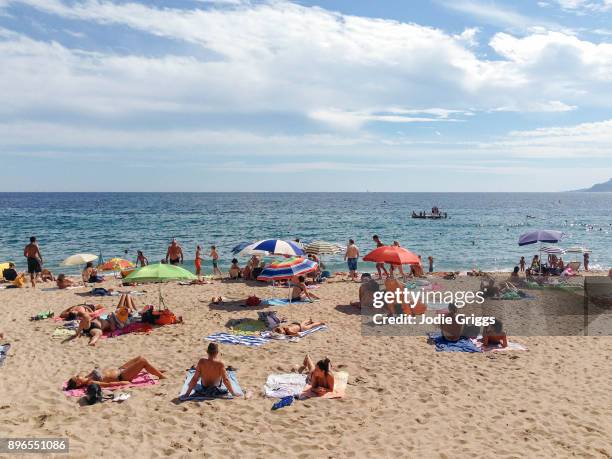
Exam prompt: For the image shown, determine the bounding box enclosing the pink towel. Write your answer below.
[102,322,153,339]
[62,371,158,397]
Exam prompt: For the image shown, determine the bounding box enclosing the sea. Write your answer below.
[0,192,610,274]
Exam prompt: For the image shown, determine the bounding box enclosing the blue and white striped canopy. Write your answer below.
[542,246,565,254]
[257,257,317,281]
[244,239,304,256]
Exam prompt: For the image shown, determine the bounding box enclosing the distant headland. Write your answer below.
[573,178,612,192]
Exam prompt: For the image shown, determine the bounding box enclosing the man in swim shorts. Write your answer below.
[182,343,241,399]
[344,239,360,280]
[23,236,43,288]
[165,238,184,265]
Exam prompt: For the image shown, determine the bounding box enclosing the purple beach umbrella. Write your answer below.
[518,230,564,246]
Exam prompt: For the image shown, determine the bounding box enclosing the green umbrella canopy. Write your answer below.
[123,263,196,284]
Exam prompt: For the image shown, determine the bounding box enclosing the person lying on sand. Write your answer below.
[482,320,507,348]
[59,303,104,320]
[56,273,78,289]
[70,311,114,346]
[297,354,334,396]
[273,319,325,336]
[291,276,320,302]
[116,293,138,314]
[181,343,241,400]
[40,269,55,282]
[66,356,166,389]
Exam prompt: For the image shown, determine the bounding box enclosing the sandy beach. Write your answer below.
[1,272,611,458]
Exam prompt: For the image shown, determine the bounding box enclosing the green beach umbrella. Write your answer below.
[123,263,196,284]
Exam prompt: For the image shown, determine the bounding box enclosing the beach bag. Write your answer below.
[246,296,261,306]
[85,384,104,405]
[153,309,179,326]
[91,288,109,296]
[257,311,283,328]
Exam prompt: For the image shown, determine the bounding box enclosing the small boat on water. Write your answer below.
[411,207,448,219]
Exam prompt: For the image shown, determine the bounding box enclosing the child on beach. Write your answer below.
[428,256,434,273]
[229,258,241,279]
[372,235,389,279]
[210,245,223,278]
[519,256,525,272]
[136,250,148,267]
[195,245,202,278]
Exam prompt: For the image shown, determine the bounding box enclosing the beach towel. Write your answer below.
[472,337,528,352]
[179,368,243,400]
[62,371,158,397]
[262,298,313,307]
[427,332,481,353]
[0,343,10,367]
[228,319,267,335]
[299,371,349,400]
[260,324,328,341]
[102,322,153,339]
[205,332,268,347]
[264,373,307,398]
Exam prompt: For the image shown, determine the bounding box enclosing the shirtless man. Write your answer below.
[210,245,223,278]
[344,239,360,280]
[165,238,184,265]
[372,235,389,279]
[181,343,241,399]
[24,236,43,288]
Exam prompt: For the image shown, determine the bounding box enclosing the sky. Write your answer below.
[0,0,611,192]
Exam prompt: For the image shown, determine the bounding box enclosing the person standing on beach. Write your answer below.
[195,245,203,279]
[210,245,223,278]
[23,236,43,288]
[344,239,360,281]
[519,256,525,272]
[584,252,590,271]
[136,250,148,267]
[372,235,389,279]
[428,256,434,273]
[165,238,184,265]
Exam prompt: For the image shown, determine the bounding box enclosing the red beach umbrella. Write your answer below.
[363,246,420,265]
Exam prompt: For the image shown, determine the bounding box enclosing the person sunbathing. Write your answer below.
[181,343,241,399]
[482,320,508,348]
[59,303,104,320]
[440,304,463,342]
[41,269,55,282]
[298,354,334,396]
[116,293,138,313]
[291,276,320,302]
[56,273,77,289]
[66,356,165,389]
[71,311,114,346]
[273,319,325,336]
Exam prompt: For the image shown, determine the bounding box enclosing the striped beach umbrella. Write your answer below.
[98,257,135,271]
[542,246,565,254]
[257,257,318,281]
[304,240,343,255]
[566,246,591,254]
[243,239,304,257]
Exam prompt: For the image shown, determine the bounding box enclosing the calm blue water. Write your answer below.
[0,192,610,274]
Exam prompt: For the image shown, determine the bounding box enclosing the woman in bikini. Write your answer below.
[66,356,165,390]
[273,319,325,336]
[71,311,114,346]
[291,276,320,302]
[59,303,104,320]
[298,354,334,396]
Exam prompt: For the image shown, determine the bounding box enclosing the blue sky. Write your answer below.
[0,0,611,191]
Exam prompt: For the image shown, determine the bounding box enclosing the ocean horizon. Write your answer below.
[1,192,609,273]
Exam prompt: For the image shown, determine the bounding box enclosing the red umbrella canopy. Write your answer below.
[363,246,420,265]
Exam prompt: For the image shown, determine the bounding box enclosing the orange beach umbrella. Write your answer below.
[363,246,420,265]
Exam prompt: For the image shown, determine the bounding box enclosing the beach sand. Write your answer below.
[0,273,611,458]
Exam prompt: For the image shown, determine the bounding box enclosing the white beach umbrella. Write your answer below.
[61,253,98,266]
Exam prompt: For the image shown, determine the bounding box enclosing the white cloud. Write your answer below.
[552,0,612,13]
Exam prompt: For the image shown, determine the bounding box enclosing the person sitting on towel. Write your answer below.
[482,319,508,348]
[66,356,165,389]
[273,319,325,336]
[440,303,463,342]
[298,354,334,396]
[181,343,241,400]
[291,276,320,302]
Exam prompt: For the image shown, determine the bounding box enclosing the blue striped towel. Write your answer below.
[262,298,312,306]
[205,332,269,347]
[261,324,328,340]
